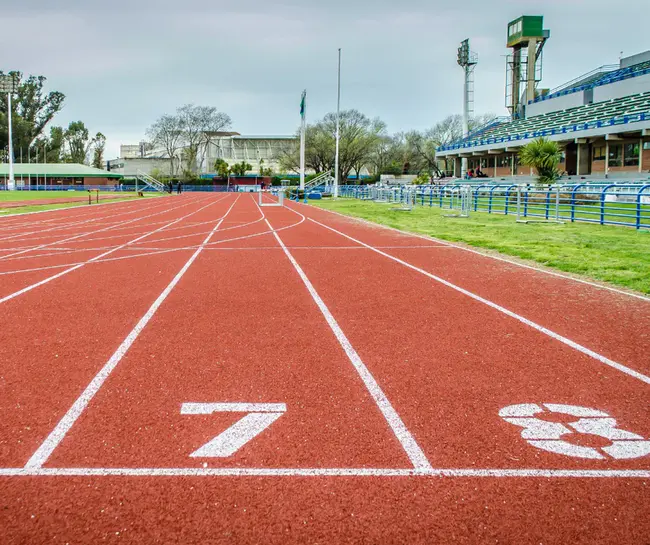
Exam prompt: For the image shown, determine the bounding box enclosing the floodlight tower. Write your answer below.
[0,74,18,190]
[457,39,478,178]
[505,16,550,119]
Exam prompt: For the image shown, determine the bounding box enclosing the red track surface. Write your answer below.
[0,193,648,544]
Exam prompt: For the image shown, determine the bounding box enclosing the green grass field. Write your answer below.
[313,198,650,295]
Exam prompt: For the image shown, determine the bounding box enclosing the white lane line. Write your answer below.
[262,213,432,471]
[0,195,203,259]
[309,217,650,386]
[0,194,175,242]
[0,194,165,225]
[297,203,650,303]
[1,467,649,478]
[24,196,240,469]
[0,216,307,278]
[0,197,226,305]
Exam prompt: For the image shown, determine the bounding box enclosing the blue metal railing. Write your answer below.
[338,182,650,229]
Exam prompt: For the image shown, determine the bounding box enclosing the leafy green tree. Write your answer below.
[259,159,273,177]
[279,109,386,182]
[92,132,106,169]
[30,125,65,163]
[0,71,65,156]
[64,121,91,163]
[214,158,230,179]
[519,138,561,185]
[230,161,252,176]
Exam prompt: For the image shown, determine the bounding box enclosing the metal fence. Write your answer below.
[339,183,650,229]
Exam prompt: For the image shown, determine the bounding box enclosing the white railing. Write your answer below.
[136,170,167,193]
[305,171,334,191]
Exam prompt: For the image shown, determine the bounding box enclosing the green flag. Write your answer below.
[300,91,306,119]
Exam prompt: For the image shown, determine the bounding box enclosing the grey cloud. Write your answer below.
[0,0,647,159]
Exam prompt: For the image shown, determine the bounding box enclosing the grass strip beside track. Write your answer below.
[312,198,650,294]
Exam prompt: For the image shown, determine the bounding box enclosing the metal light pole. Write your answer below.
[0,74,18,190]
[334,48,341,198]
[299,90,306,191]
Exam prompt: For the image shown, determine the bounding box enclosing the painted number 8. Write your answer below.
[500,403,650,460]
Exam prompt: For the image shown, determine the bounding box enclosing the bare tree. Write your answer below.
[146,115,184,175]
[176,104,231,173]
[406,114,498,174]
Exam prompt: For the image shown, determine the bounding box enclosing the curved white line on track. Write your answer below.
[0,195,178,241]
[0,196,206,260]
[0,194,165,226]
[0,196,228,304]
[0,203,306,277]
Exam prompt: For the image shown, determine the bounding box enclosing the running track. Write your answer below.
[0,193,648,543]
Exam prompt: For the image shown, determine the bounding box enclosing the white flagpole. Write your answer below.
[299,90,306,190]
[334,48,341,198]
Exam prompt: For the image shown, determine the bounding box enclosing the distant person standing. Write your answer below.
[168,181,173,194]
[177,181,183,194]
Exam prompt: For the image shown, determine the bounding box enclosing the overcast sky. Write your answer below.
[2,0,648,159]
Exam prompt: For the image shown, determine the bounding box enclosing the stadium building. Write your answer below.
[109,133,296,178]
[437,17,650,179]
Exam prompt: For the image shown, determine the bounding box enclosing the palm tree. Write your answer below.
[519,138,561,185]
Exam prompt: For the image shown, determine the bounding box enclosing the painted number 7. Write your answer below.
[181,402,286,458]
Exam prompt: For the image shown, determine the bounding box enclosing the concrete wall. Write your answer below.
[621,51,650,69]
[593,73,650,102]
[526,92,585,117]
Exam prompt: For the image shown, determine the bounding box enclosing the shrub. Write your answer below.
[519,138,561,185]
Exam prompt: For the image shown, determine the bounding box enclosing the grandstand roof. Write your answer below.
[437,92,650,155]
[0,163,122,178]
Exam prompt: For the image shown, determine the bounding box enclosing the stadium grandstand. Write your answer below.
[437,18,650,179]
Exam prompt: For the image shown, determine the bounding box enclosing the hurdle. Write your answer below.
[258,189,284,207]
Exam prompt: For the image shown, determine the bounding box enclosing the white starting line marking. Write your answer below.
[181,402,286,458]
[0,467,648,478]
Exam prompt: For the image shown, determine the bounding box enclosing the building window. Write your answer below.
[624,143,640,167]
[481,157,494,169]
[608,144,622,167]
[496,155,510,167]
[592,145,606,161]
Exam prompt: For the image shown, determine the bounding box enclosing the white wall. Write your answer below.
[109,158,173,176]
[526,92,585,117]
[593,73,650,102]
